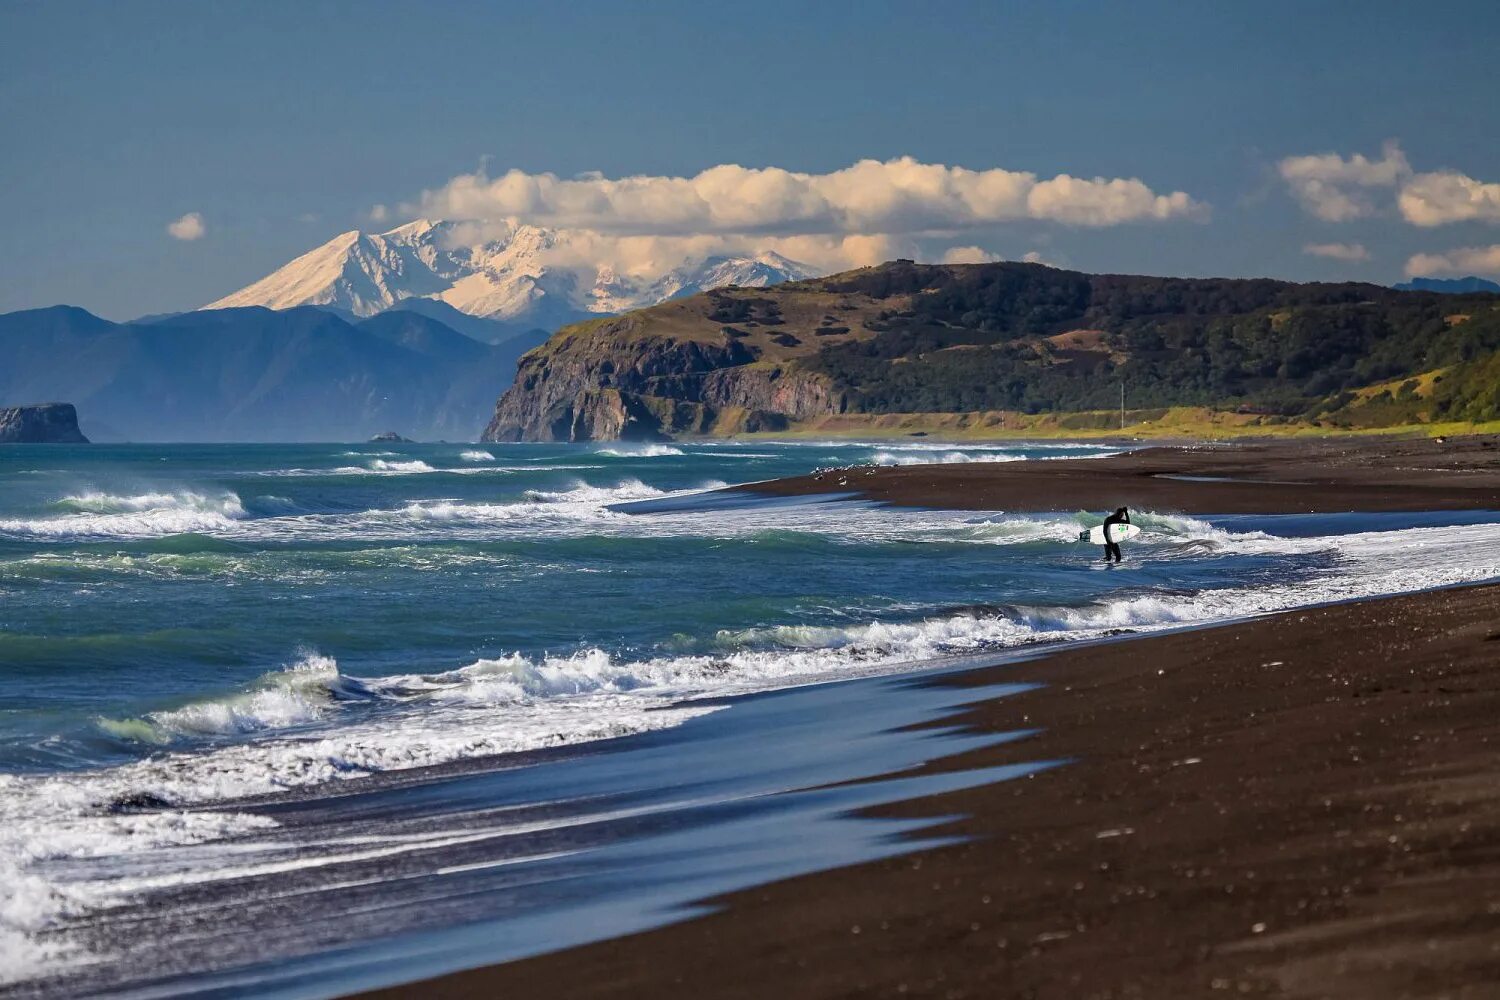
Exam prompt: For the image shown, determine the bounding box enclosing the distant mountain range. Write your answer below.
[1392,276,1500,294]
[205,219,816,341]
[0,305,546,441]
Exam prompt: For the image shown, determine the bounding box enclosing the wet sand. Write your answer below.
[737,435,1500,513]
[360,581,1500,999]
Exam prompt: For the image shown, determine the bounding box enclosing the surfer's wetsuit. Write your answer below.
[1101,508,1129,563]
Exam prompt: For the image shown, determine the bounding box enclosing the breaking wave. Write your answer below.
[869,449,1024,466]
[367,459,435,473]
[523,479,673,504]
[97,653,339,742]
[0,492,248,540]
[594,443,685,458]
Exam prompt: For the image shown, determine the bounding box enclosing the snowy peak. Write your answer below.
[203,221,818,328]
[645,252,818,304]
[204,222,462,316]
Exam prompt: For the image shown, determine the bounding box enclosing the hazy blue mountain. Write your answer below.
[1393,276,1500,294]
[379,296,563,346]
[0,305,520,441]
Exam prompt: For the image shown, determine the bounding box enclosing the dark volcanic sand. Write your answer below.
[738,435,1500,513]
[360,583,1500,999]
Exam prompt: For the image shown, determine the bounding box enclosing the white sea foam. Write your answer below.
[459,450,496,462]
[0,492,247,540]
[869,449,1024,466]
[55,491,188,513]
[594,443,685,458]
[524,479,672,504]
[368,459,435,473]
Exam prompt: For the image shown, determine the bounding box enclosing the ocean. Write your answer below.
[3,439,1498,997]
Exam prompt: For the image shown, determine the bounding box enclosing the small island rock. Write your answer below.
[0,403,89,443]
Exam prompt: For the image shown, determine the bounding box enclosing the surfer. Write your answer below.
[1101,506,1130,563]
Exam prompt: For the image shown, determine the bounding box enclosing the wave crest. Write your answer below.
[869,450,1022,466]
[368,459,435,473]
[594,444,684,458]
[1,492,247,540]
[98,653,339,742]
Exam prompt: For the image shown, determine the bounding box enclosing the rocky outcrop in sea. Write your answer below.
[0,402,89,443]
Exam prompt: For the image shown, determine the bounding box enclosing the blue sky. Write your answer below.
[3,0,1499,318]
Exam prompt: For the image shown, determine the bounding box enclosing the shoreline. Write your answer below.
[357,579,1500,999]
[732,434,1500,514]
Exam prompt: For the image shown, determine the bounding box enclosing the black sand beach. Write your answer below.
[362,582,1500,999]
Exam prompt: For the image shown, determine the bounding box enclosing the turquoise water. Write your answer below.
[3,439,1498,994]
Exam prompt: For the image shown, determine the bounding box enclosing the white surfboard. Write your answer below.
[1081,522,1141,545]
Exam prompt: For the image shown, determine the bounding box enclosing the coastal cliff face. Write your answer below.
[0,403,89,443]
[482,307,851,441]
[482,260,1500,442]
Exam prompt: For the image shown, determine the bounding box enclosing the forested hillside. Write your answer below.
[807,262,1500,420]
[484,261,1500,442]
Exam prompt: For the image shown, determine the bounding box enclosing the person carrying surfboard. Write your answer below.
[1101,506,1130,564]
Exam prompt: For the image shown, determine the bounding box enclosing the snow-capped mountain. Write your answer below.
[204,220,818,340]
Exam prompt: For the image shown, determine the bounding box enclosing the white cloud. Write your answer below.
[391,157,1203,280]
[1280,143,1500,229]
[1398,171,1500,226]
[166,212,206,241]
[1277,141,1409,221]
[1025,175,1202,226]
[368,204,390,223]
[1302,241,1370,261]
[940,245,1002,264]
[1405,245,1500,278]
[411,156,1207,237]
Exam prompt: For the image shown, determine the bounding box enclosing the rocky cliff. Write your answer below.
[482,287,861,441]
[0,403,89,443]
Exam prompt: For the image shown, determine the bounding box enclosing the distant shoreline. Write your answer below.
[705,408,1500,443]
[730,433,1500,514]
